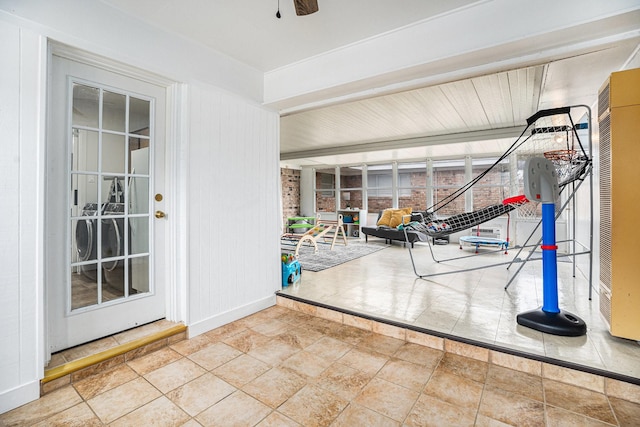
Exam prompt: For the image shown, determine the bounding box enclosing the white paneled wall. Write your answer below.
[0,21,44,413]
[187,85,281,336]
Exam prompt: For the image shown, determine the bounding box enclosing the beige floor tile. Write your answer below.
[437,352,488,383]
[332,403,400,427]
[354,377,419,422]
[45,352,67,369]
[255,411,301,426]
[478,385,545,427]
[337,347,389,375]
[0,386,82,426]
[486,364,543,402]
[282,350,332,378]
[212,353,271,388]
[109,396,190,426]
[87,377,161,424]
[423,369,484,410]
[126,346,184,375]
[144,358,207,394]
[323,322,372,345]
[31,402,102,427]
[203,321,247,342]
[195,390,271,427]
[242,367,307,408]
[222,328,274,353]
[113,319,179,344]
[61,336,120,362]
[607,396,640,426]
[376,358,432,391]
[278,384,349,427]
[357,332,406,356]
[473,414,513,426]
[393,341,444,368]
[276,326,325,349]
[73,364,139,400]
[315,362,373,400]
[170,334,214,356]
[166,372,236,416]
[545,405,617,427]
[404,393,477,427]
[544,379,617,424]
[187,341,243,371]
[247,337,300,366]
[248,317,291,337]
[304,336,353,361]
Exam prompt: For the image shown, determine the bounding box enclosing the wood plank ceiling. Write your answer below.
[281,66,544,160]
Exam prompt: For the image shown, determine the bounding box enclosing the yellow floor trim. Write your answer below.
[42,323,187,384]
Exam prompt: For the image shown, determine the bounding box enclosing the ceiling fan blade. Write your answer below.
[294,0,318,16]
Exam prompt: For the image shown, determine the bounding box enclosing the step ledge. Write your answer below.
[42,323,187,384]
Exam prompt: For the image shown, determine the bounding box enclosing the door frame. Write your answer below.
[44,41,188,363]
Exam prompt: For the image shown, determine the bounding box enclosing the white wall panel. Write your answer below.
[0,21,44,413]
[187,84,280,335]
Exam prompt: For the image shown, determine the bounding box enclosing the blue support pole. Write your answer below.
[541,203,560,313]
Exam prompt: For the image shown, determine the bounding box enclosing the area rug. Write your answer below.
[284,240,387,272]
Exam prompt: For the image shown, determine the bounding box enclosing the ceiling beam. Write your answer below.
[280,125,526,160]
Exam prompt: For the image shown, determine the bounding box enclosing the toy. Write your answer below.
[281,257,301,287]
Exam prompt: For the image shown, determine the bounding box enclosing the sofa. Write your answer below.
[361,210,431,247]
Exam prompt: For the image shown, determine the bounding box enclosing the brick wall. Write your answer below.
[281,168,301,225]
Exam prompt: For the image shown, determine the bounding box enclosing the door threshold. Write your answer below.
[42,320,186,395]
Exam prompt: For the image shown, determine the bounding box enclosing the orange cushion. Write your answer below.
[388,207,413,228]
[376,209,393,226]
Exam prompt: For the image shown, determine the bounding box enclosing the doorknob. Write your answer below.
[155,210,166,219]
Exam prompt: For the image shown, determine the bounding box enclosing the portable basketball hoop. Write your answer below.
[544,149,579,185]
[543,149,577,162]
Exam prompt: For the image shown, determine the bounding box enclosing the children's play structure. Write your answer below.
[404,105,593,300]
[281,214,348,256]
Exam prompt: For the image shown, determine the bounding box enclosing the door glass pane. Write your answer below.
[70,83,152,311]
[72,129,99,172]
[102,133,126,174]
[130,97,150,134]
[131,256,149,293]
[129,177,149,214]
[71,174,100,211]
[130,217,149,254]
[103,91,126,132]
[70,265,98,310]
[72,84,99,128]
[129,138,149,173]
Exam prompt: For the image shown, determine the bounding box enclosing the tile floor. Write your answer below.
[3,304,640,426]
[280,240,640,382]
[46,319,181,370]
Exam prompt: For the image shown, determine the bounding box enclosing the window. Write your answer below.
[472,157,510,209]
[315,168,336,212]
[431,159,465,216]
[367,164,392,212]
[339,166,362,209]
[398,161,427,210]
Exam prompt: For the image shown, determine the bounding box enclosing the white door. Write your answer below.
[47,53,169,353]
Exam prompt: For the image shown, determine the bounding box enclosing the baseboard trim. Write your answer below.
[0,380,40,414]
[188,295,277,338]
